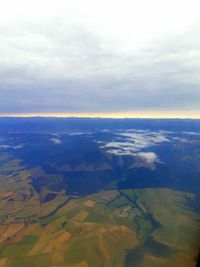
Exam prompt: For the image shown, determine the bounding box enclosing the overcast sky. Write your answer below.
[0,0,200,117]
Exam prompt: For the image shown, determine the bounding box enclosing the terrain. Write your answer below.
[0,118,200,267]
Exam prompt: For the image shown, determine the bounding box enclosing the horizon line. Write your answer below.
[0,112,200,119]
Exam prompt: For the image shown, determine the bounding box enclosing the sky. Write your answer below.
[0,0,200,118]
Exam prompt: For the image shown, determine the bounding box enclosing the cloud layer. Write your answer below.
[0,0,200,115]
[100,130,170,156]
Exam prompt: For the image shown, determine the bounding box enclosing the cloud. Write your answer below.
[0,144,23,149]
[136,152,158,164]
[50,137,62,144]
[182,131,200,136]
[0,0,200,115]
[68,132,89,136]
[100,130,170,155]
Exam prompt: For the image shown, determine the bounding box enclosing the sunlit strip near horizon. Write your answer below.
[0,111,200,119]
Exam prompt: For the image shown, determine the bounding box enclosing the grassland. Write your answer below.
[0,154,199,267]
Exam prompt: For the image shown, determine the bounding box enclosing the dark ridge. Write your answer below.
[0,117,200,133]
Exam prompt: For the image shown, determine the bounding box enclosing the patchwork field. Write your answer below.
[0,160,199,267]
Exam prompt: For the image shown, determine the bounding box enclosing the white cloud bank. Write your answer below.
[100,130,170,166]
[101,130,170,156]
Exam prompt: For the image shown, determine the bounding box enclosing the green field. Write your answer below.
[0,155,200,267]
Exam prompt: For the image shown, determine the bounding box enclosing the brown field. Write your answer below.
[83,199,96,208]
[0,223,24,244]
